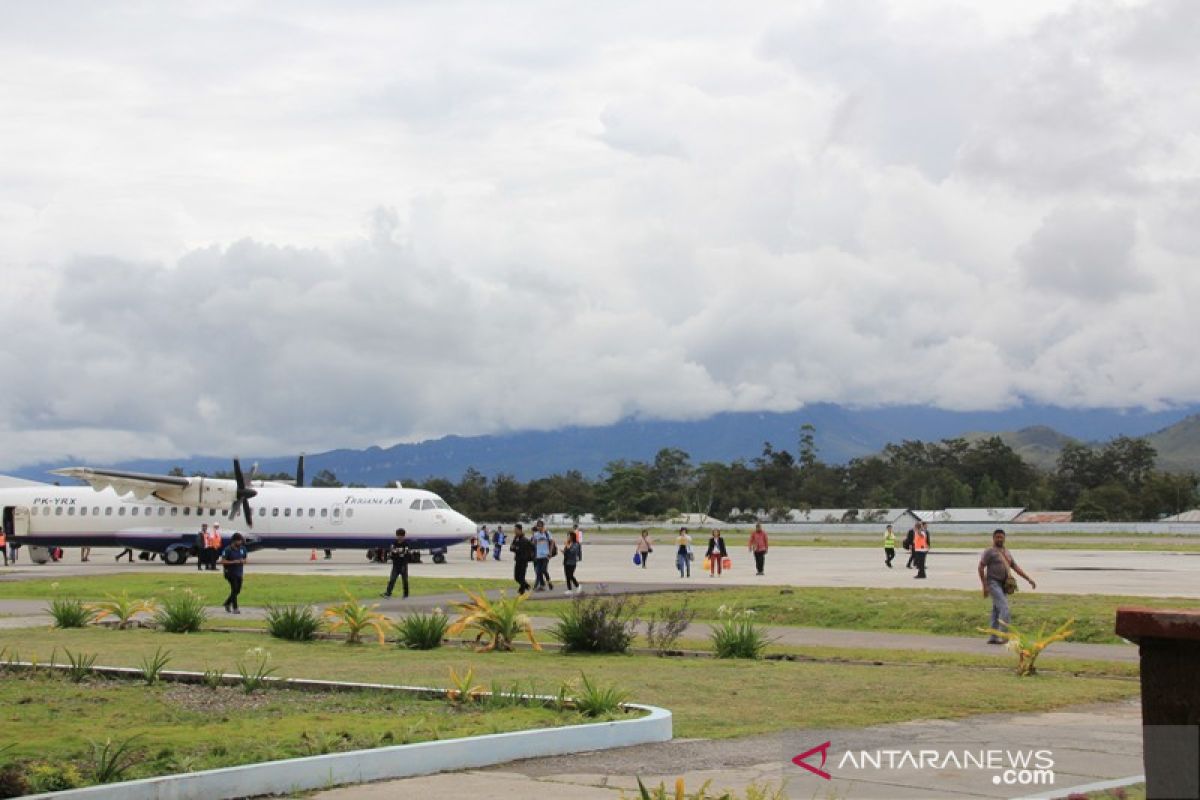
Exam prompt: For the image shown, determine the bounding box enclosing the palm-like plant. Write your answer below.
[86,592,160,629]
[979,618,1075,676]
[321,593,390,645]
[445,666,484,703]
[447,588,541,652]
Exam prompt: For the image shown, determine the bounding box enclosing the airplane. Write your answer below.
[1,458,476,566]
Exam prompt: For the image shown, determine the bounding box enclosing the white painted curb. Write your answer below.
[17,668,672,800]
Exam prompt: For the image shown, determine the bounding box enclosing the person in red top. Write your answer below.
[747,523,769,576]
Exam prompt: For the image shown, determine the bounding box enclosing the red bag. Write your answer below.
[721,557,732,570]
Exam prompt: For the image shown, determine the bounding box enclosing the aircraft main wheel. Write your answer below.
[432,553,446,564]
[163,547,188,566]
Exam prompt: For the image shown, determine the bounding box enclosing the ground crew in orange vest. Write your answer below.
[912,522,930,580]
[205,524,223,571]
[0,526,8,566]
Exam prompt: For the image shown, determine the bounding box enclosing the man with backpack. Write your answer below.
[531,520,554,591]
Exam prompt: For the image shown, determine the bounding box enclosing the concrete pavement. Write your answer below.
[313,700,1145,800]
[4,541,1200,597]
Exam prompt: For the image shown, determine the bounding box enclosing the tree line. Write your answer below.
[194,427,1200,523]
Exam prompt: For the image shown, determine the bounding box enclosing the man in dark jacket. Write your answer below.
[903,528,915,569]
[381,528,412,598]
[509,524,534,594]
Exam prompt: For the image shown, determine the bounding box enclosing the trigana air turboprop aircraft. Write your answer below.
[0,458,476,565]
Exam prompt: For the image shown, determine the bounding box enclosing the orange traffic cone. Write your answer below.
[310,549,317,561]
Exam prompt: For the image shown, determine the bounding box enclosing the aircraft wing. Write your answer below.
[51,467,192,501]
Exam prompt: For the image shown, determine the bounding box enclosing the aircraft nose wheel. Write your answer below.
[432,552,446,564]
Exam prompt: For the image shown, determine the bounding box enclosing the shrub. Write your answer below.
[87,592,159,629]
[265,604,322,642]
[572,673,629,717]
[710,607,770,660]
[445,666,483,703]
[47,596,94,629]
[138,647,172,685]
[447,588,540,652]
[630,777,786,800]
[549,592,641,654]
[979,618,1076,676]
[202,665,224,690]
[154,589,208,633]
[25,762,84,793]
[395,611,448,650]
[63,649,99,682]
[235,647,277,693]
[321,594,390,645]
[90,735,144,784]
[644,601,696,655]
[0,764,27,799]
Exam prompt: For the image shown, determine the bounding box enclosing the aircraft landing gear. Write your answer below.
[431,548,447,565]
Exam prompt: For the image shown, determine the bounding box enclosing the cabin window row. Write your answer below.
[40,506,356,519]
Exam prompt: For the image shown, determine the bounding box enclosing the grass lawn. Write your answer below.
[0,574,508,606]
[539,586,1200,644]
[0,627,1137,740]
[0,670,576,790]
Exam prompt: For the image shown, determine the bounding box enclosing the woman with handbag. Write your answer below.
[636,529,653,569]
[705,530,728,577]
[978,529,1036,644]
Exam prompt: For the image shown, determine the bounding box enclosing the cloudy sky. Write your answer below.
[2,0,1198,468]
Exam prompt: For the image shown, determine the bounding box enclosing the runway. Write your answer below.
[5,541,1199,598]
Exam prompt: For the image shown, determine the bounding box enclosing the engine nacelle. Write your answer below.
[153,478,240,510]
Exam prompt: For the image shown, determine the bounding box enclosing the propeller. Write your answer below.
[295,454,305,488]
[232,458,258,527]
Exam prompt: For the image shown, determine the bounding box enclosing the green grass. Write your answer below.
[0,574,508,606]
[0,628,1138,739]
[539,586,1200,645]
[0,670,575,786]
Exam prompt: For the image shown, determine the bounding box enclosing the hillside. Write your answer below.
[17,403,1200,485]
[1148,414,1200,473]
[961,425,1081,471]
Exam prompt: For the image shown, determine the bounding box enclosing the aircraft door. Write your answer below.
[3,506,30,539]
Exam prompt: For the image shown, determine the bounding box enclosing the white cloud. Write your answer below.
[1,0,1199,468]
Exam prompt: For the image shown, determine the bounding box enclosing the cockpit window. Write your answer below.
[433,500,449,509]
[410,499,422,510]
[421,499,436,510]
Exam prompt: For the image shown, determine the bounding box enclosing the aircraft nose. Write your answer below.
[455,512,476,535]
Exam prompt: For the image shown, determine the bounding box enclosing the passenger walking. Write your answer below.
[195,523,209,571]
[912,522,930,579]
[979,529,1036,643]
[562,530,581,594]
[532,520,554,591]
[635,529,653,569]
[675,527,692,578]
[219,532,248,614]
[492,526,505,561]
[510,524,534,594]
[80,546,91,562]
[115,547,134,562]
[903,527,915,568]
[381,528,412,598]
[883,524,896,568]
[705,530,728,577]
[748,523,769,576]
[478,526,490,561]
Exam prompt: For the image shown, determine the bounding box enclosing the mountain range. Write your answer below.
[14,402,1200,486]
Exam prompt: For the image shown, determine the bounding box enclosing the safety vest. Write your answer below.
[883,530,896,548]
[208,531,222,548]
[0,530,7,548]
[914,531,929,551]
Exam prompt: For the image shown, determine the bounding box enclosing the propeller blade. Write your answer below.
[296,454,305,488]
[242,499,254,528]
[233,458,246,488]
